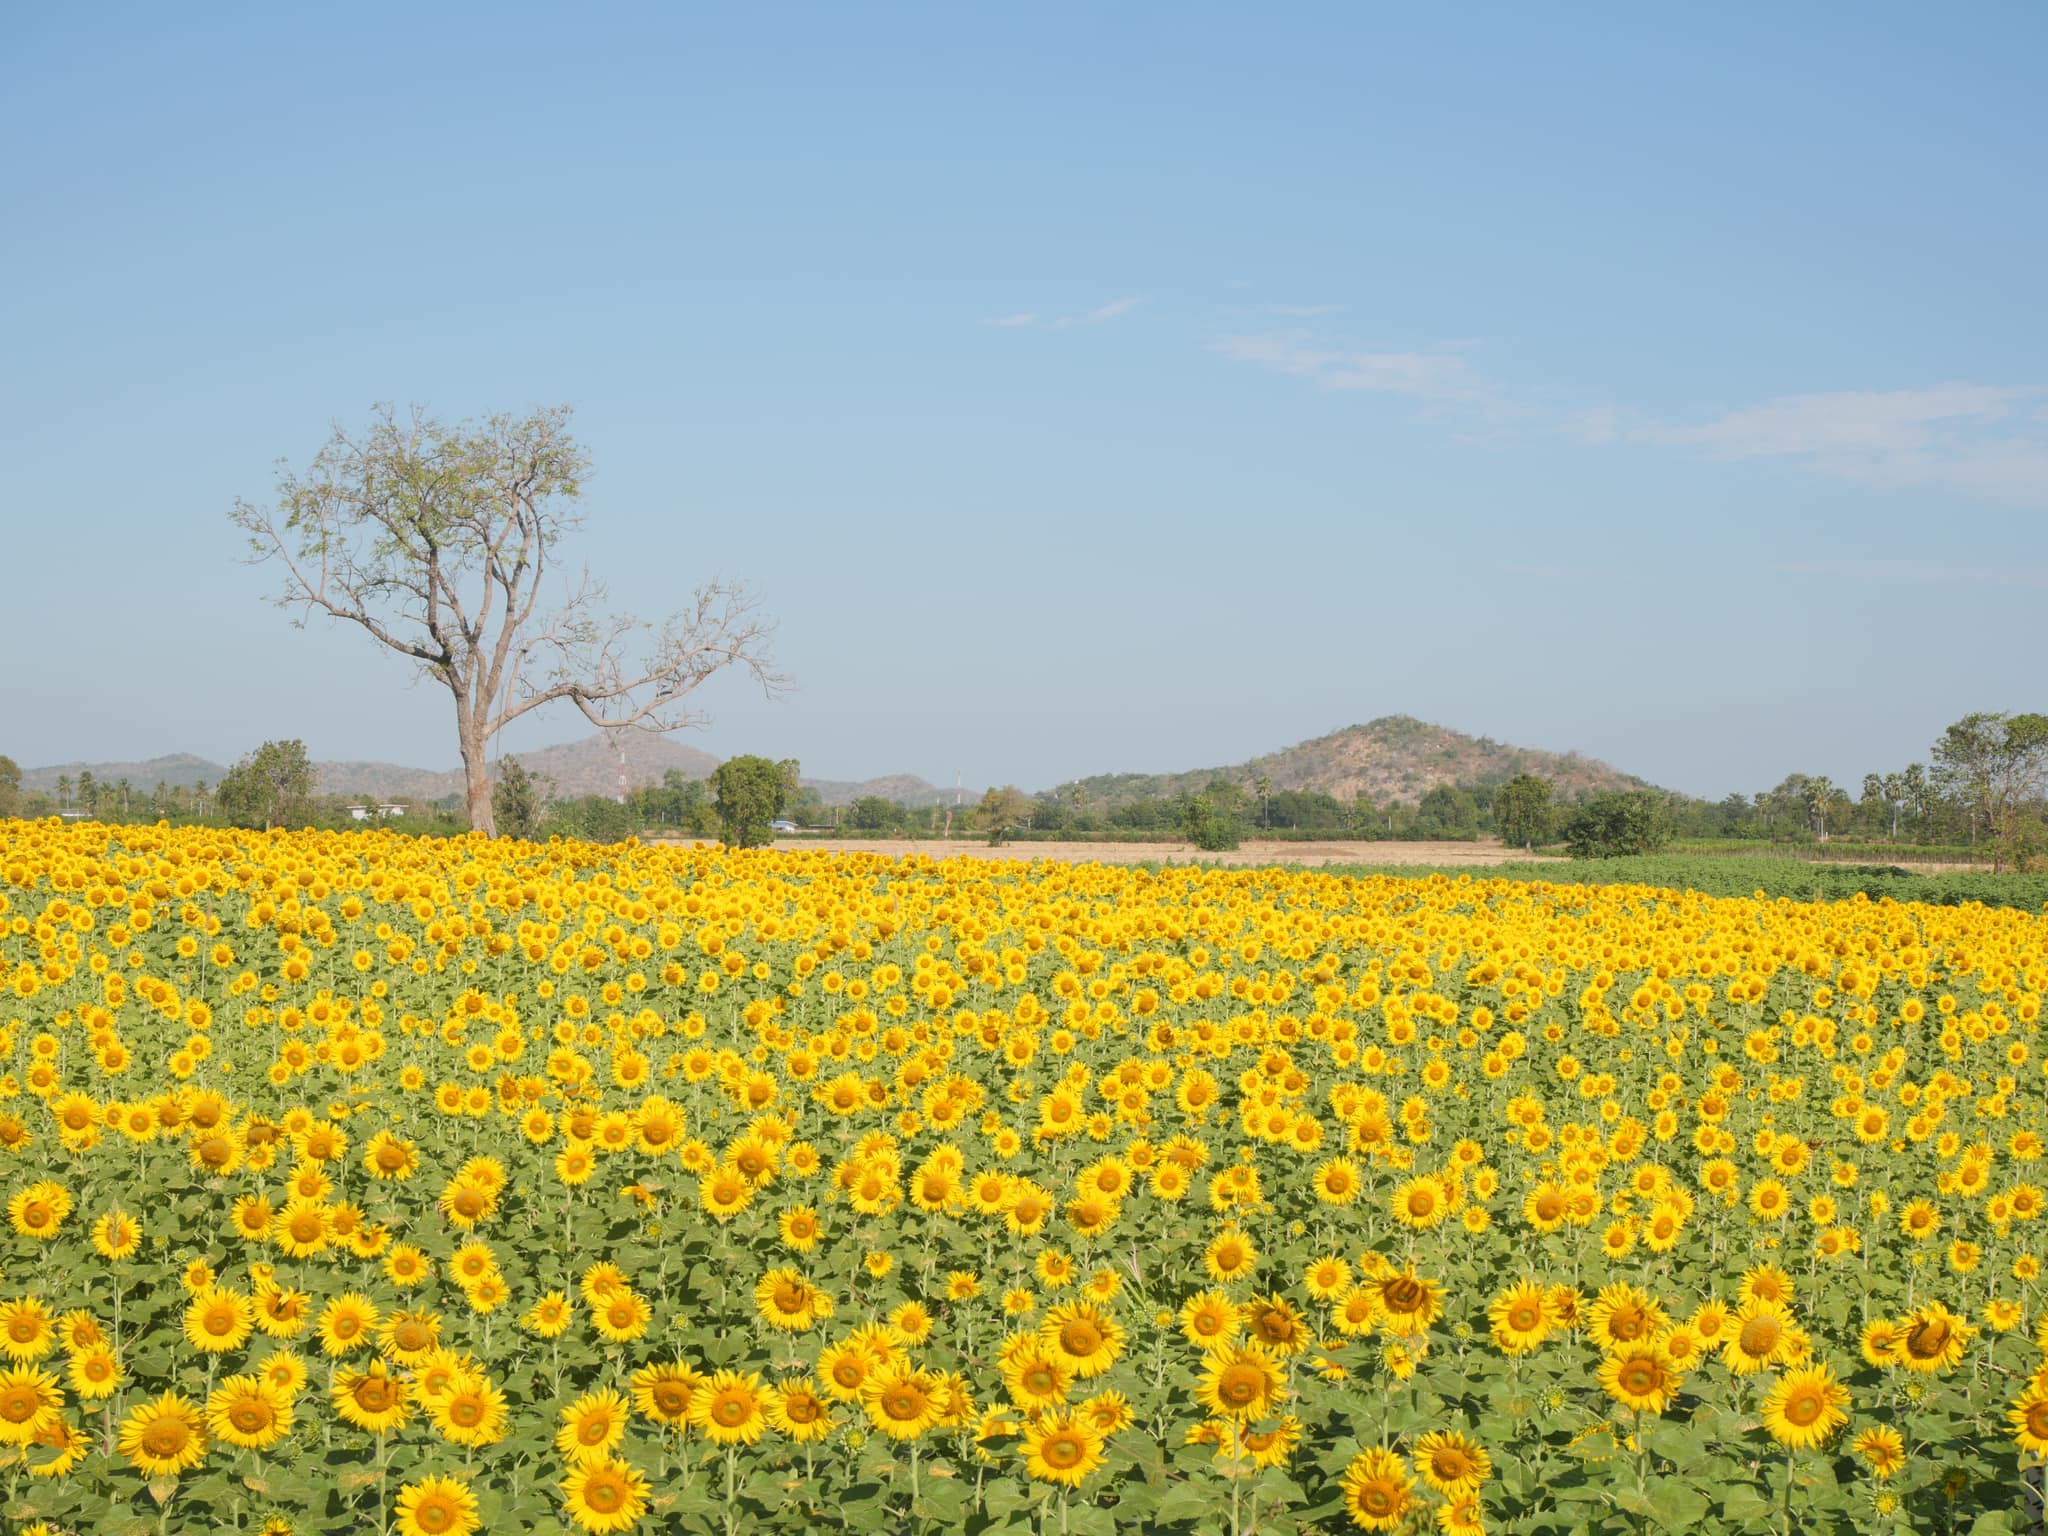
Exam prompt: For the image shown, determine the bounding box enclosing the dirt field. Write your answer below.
[747,837,1556,868]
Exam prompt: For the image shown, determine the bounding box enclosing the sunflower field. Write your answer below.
[0,822,2044,1536]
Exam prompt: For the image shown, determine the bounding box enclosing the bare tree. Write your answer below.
[232,404,784,834]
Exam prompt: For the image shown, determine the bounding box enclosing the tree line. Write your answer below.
[782,709,2048,867]
[0,743,813,853]
[7,710,2043,867]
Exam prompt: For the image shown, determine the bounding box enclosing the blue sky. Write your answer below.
[4,3,2044,798]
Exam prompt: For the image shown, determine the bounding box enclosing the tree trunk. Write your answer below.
[458,712,496,835]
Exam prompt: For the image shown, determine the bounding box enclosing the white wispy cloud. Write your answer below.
[1211,333,1486,401]
[1638,386,2048,502]
[986,296,1145,331]
[1075,295,1143,325]
[1213,327,2048,504]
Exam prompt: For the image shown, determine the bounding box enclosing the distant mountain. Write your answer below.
[1047,715,1656,808]
[806,773,965,809]
[21,754,227,793]
[23,735,957,809]
[23,717,1645,817]
[313,760,467,800]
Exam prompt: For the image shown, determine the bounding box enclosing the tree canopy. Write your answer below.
[1563,790,1672,859]
[215,740,317,830]
[232,405,783,834]
[1492,774,1554,851]
[712,756,799,848]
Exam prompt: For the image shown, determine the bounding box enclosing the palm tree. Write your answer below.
[55,775,71,810]
[1881,773,1906,840]
[1803,776,1837,838]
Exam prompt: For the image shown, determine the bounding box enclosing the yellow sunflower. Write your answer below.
[561,1457,649,1535]
[1340,1446,1415,1533]
[1412,1430,1492,1496]
[118,1391,208,1477]
[769,1378,836,1442]
[1196,1344,1286,1422]
[688,1369,768,1446]
[1761,1363,1850,1450]
[395,1475,479,1536]
[862,1365,941,1441]
[1021,1410,1106,1487]
[205,1374,293,1452]
[1598,1342,1683,1415]
[556,1388,632,1464]
[1040,1300,1125,1378]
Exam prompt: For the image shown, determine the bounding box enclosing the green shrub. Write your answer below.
[1563,791,1673,858]
[1183,794,1240,852]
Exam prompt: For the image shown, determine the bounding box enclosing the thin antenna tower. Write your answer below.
[955,770,962,807]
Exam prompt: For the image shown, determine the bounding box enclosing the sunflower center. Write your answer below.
[355,1379,397,1412]
[0,1388,38,1422]
[1738,1317,1780,1356]
[1044,1434,1082,1467]
[1218,1366,1261,1406]
[142,1421,189,1457]
[1785,1391,1823,1426]
[1907,1319,1950,1358]
[231,1402,272,1433]
[1060,1323,1102,1356]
